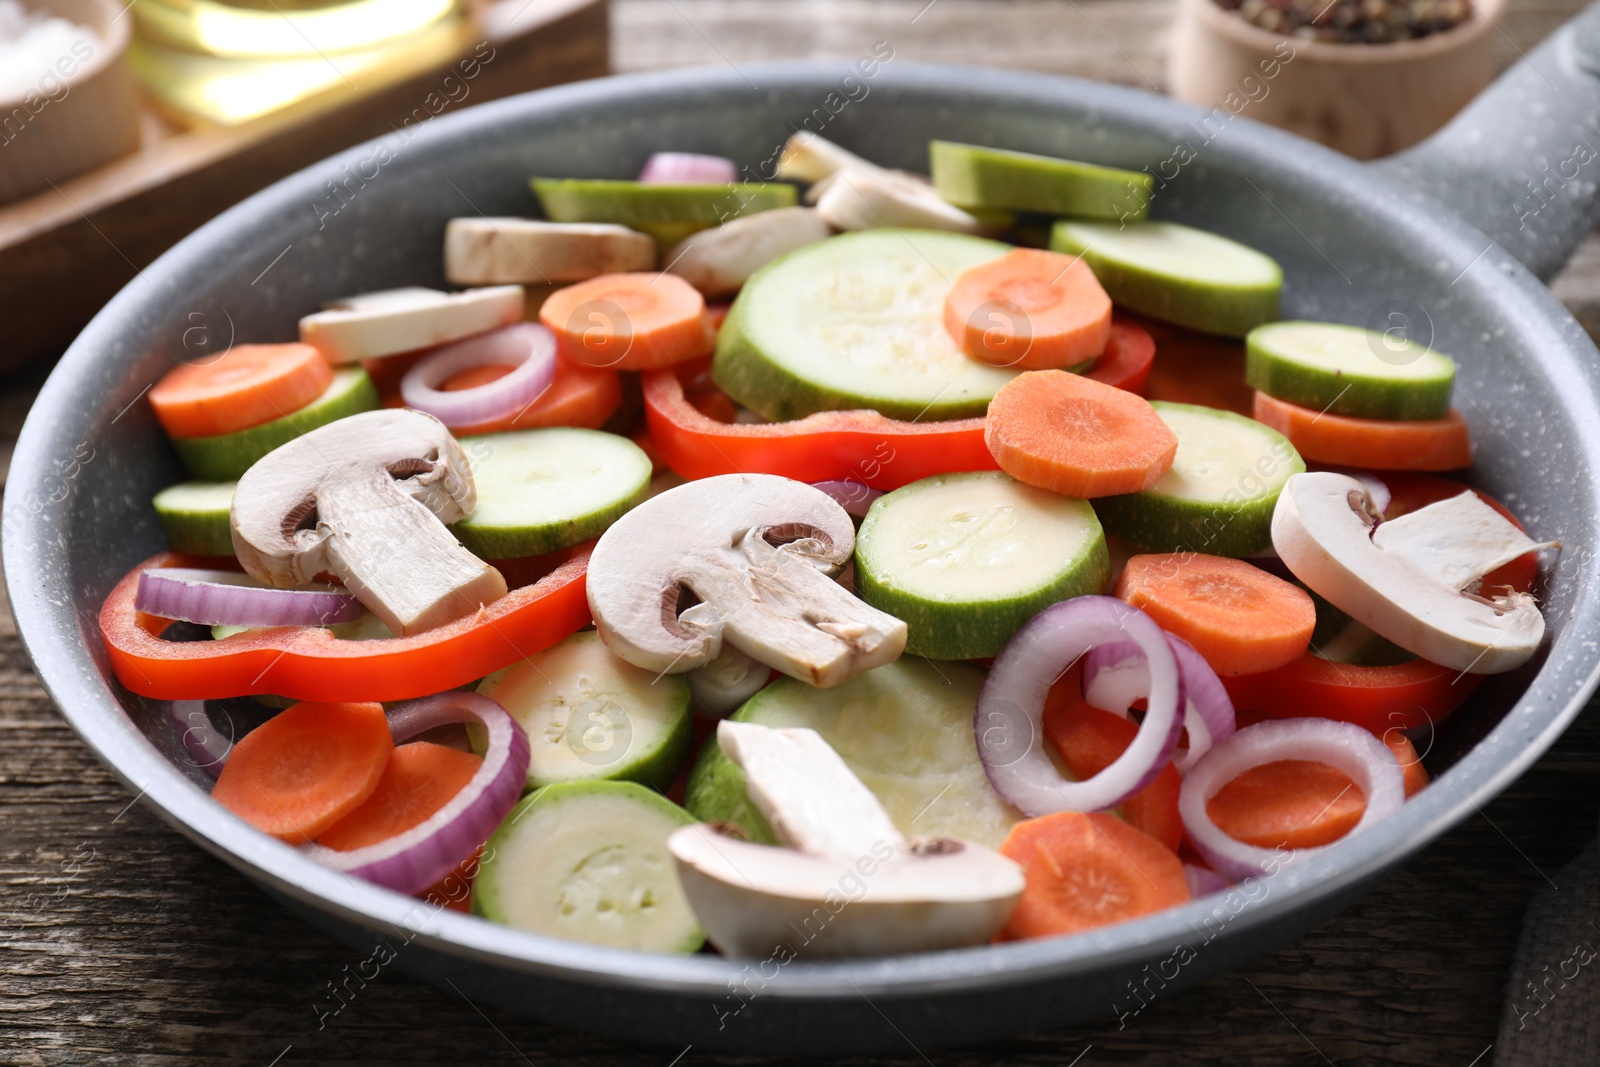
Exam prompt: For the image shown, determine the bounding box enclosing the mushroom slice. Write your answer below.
[299,285,524,363]
[663,207,832,298]
[230,408,507,636]
[586,473,907,688]
[716,721,905,858]
[1272,472,1549,674]
[668,721,1022,958]
[775,131,879,185]
[815,167,983,235]
[444,219,657,285]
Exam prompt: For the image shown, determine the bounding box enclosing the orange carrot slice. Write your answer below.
[211,701,391,844]
[540,272,711,371]
[149,343,333,439]
[1207,731,1426,850]
[317,741,483,852]
[1114,553,1315,676]
[1042,693,1183,853]
[1251,390,1472,470]
[999,812,1191,939]
[944,248,1112,369]
[984,369,1178,497]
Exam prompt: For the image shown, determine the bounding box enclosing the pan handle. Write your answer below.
[1374,2,1600,281]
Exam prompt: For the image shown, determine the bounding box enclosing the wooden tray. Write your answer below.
[0,0,607,375]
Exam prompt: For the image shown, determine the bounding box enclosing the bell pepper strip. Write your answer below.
[1221,655,1482,736]
[1084,318,1157,394]
[99,550,591,702]
[642,367,996,490]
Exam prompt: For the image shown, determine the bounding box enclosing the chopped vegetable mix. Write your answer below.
[102,131,1557,962]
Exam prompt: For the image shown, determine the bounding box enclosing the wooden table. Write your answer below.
[4,1,1598,1063]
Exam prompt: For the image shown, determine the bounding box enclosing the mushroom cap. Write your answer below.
[669,825,1024,958]
[585,473,870,675]
[231,408,477,588]
[1272,471,1546,674]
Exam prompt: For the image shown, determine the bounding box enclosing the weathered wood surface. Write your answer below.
[4,0,1600,1063]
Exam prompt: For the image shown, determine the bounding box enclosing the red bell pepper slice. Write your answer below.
[644,318,1156,490]
[98,550,591,703]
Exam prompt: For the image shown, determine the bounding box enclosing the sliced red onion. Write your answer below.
[1179,718,1406,881]
[976,596,1183,817]
[137,568,361,627]
[639,152,738,184]
[1185,863,1230,898]
[811,480,883,518]
[1084,634,1236,774]
[400,323,556,429]
[173,700,231,777]
[303,692,530,894]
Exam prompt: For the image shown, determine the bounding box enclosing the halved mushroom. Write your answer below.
[299,285,524,363]
[586,473,906,688]
[775,131,879,185]
[668,722,1024,958]
[444,219,657,285]
[1272,471,1555,674]
[814,167,983,235]
[231,408,507,636]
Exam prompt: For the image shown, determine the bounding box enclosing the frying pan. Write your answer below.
[9,5,1600,1054]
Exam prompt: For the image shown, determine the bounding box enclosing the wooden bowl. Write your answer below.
[0,0,140,205]
[1167,0,1505,160]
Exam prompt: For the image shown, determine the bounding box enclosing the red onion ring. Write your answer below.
[399,323,556,429]
[173,700,232,777]
[639,152,738,184]
[1179,718,1406,881]
[137,568,361,627]
[810,480,883,518]
[976,596,1183,816]
[1083,634,1237,774]
[303,692,530,894]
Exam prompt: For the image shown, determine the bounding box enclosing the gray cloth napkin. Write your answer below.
[1496,834,1600,1064]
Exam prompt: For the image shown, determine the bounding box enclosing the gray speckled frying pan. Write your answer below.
[9,6,1600,1054]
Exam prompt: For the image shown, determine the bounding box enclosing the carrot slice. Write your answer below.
[317,741,483,851]
[999,812,1191,939]
[540,272,711,371]
[984,370,1178,497]
[149,343,333,439]
[944,248,1112,369]
[1207,731,1426,850]
[1252,391,1472,470]
[211,701,392,844]
[1114,554,1315,676]
[1137,317,1254,416]
[1042,692,1183,853]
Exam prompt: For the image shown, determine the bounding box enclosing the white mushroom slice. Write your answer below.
[444,218,657,285]
[663,207,832,297]
[669,826,1024,958]
[1272,472,1547,674]
[231,408,507,636]
[774,131,878,184]
[586,473,906,688]
[685,642,769,717]
[815,167,982,234]
[1371,489,1556,592]
[716,721,906,858]
[299,285,524,363]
